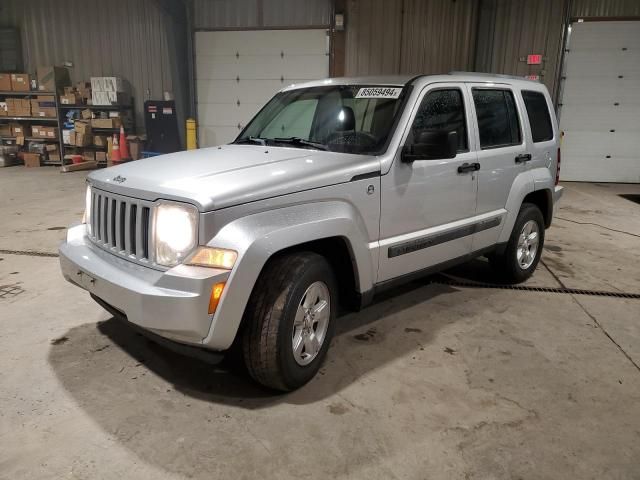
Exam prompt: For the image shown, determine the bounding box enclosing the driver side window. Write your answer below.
[410,89,468,152]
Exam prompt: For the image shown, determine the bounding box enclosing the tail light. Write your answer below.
[555,147,561,186]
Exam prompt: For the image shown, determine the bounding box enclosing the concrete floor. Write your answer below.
[1,167,639,479]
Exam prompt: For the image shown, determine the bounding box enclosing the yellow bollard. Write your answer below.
[186,118,197,150]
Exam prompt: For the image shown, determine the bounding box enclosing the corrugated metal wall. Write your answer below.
[192,0,331,30]
[474,0,567,100]
[344,0,478,76]
[572,0,640,17]
[0,0,173,130]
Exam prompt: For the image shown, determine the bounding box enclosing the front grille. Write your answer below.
[89,188,154,264]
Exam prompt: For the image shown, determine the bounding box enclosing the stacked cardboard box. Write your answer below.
[30,95,56,117]
[5,98,31,117]
[90,76,130,106]
[31,125,58,139]
[91,117,122,129]
[76,82,91,103]
[60,87,82,105]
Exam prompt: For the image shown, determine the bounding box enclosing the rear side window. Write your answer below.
[472,89,521,149]
[522,90,554,142]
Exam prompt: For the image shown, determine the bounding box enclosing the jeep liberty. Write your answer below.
[60,73,563,391]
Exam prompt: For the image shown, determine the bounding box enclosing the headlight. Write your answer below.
[154,201,198,267]
[186,247,237,270]
[82,185,92,233]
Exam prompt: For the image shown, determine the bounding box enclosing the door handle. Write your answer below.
[457,162,480,174]
[515,153,532,163]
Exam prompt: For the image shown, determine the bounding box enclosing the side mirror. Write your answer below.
[402,130,458,162]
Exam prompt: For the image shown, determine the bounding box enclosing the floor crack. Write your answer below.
[572,295,640,374]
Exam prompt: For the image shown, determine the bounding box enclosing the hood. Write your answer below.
[88,145,380,211]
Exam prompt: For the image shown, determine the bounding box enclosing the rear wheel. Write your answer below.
[489,203,545,283]
[242,252,337,391]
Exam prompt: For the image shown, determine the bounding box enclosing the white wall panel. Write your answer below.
[196,30,329,147]
[559,21,640,183]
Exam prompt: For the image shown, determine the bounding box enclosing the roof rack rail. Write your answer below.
[448,71,537,82]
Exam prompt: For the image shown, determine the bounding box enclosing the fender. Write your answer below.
[200,201,374,350]
[498,170,535,243]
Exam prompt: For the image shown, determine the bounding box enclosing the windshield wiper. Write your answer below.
[272,137,329,151]
[235,136,268,146]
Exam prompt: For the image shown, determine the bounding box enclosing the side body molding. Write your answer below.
[201,201,374,350]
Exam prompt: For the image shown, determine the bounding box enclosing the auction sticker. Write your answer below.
[355,87,402,99]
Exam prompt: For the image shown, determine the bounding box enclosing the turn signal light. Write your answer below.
[187,247,237,270]
[208,282,226,315]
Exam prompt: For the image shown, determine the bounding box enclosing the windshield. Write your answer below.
[234,85,408,155]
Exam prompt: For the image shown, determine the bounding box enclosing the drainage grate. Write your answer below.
[0,249,59,258]
[431,277,640,299]
[0,284,24,299]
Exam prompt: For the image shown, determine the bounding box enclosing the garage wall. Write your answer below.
[0,0,174,131]
[572,0,640,17]
[344,0,478,76]
[475,0,567,102]
[192,0,331,29]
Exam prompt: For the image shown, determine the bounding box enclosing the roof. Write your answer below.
[281,72,544,92]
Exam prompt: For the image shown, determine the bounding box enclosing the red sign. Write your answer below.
[527,54,543,65]
[525,74,540,81]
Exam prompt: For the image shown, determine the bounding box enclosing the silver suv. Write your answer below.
[60,73,563,391]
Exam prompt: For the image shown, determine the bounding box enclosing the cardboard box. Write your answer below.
[10,123,30,137]
[74,132,91,147]
[74,121,92,135]
[0,102,6,116]
[62,129,72,144]
[36,107,57,118]
[0,124,11,136]
[90,76,124,92]
[10,73,30,91]
[96,151,107,163]
[23,153,41,167]
[91,117,121,129]
[126,136,143,160]
[37,66,71,92]
[94,135,107,147]
[82,151,96,162]
[31,125,57,139]
[45,143,58,152]
[81,109,92,120]
[0,73,11,91]
[60,93,81,105]
[47,152,61,162]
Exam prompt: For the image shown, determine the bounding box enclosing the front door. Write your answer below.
[378,84,478,283]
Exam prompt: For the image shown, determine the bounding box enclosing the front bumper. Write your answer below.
[59,225,230,347]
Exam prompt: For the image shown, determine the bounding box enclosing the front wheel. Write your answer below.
[242,252,337,391]
[489,203,545,284]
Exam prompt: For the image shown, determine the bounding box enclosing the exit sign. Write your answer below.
[527,54,543,65]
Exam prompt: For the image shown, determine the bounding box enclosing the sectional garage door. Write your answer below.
[195,30,329,148]
[559,21,640,183]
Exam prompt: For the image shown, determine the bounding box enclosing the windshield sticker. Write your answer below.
[355,87,402,99]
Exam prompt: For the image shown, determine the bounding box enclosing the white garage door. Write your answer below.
[559,21,640,183]
[195,30,329,147]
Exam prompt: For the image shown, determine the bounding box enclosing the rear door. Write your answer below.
[520,88,558,176]
[466,84,529,251]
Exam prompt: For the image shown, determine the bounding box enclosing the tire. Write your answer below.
[489,203,545,284]
[242,252,337,391]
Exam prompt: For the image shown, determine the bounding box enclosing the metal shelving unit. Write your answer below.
[60,98,135,168]
[0,90,63,166]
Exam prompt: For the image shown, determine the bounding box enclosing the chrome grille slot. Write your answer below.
[89,188,154,266]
